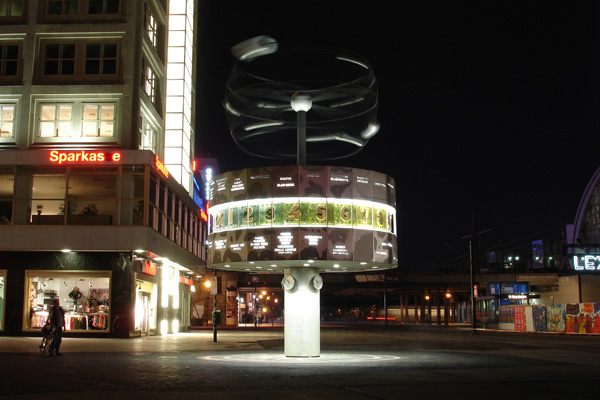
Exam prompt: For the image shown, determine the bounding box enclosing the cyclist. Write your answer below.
[48,299,65,356]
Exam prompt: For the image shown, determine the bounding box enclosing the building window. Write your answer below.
[144,3,158,50]
[85,43,117,75]
[47,0,78,15]
[0,43,21,83]
[39,104,72,137]
[38,40,120,83]
[88,0,119,14]
[42,43,75,75]
[141,118,157,153]
[0,105,14,137]
[37,102,116,139]
[0,0,24,16]
[0,44,18,76]
[82,104,114,137]
[41,0,122,21]
[142,58,157,104]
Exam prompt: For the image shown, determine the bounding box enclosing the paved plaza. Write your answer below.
[1,324,600,399]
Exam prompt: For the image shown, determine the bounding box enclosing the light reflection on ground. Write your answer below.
[199,353,401,364]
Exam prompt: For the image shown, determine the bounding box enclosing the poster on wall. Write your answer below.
[546,304,566,333]
[566,303,600,334]
[532,305,547,332]
[514,306,525,331]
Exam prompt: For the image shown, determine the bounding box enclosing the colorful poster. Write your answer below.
[546,304,565,333]
[514,306,525,331]
[532,305,547,332]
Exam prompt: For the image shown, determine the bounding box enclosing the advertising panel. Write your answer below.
[272,165,299,198]
[226,229,246,262]
[373,231,395,264]
[212,173,229,206]
[299,227,328,260]
[273,229,299,260]
[327,227,353,261]
[352,169,373,200]
[328,167,352,199]
[211,231,228,264]
[354,230,374,261]
[300,166,328,197]
[248,167,272,200]
[228,169,248,202]
[246,229,274,261]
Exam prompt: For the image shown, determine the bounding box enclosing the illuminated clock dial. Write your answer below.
[282,275,295,290]
[312,275,323,290]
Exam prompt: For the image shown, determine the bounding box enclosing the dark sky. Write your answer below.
[195,1,600,271]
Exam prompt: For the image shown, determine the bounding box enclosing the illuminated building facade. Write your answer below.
[0,1,205,337]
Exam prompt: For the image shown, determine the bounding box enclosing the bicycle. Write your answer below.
[39,323,56,356]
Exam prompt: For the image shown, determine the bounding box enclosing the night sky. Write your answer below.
[195,1,600,271]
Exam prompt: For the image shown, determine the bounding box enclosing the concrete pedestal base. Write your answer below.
[282,267,322,357]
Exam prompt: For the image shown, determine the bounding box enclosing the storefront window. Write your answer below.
[25,271,111,332]
[0,270,6,330]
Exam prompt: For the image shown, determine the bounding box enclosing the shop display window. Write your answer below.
[0,270,5,331]
[25,271,111,332]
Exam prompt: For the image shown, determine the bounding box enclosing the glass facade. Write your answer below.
[0,270,5,331]
[2,164,204,258]
[25,271,111,332]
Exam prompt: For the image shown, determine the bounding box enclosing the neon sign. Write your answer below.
[573,255,600,271]
[199,208,208,222]
[49,150,121,164]
[155,155,169,178]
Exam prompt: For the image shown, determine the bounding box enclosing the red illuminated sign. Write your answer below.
[199,208,208,222]
[155,155,169,178]
[142,260,157,276]
[180,276,193,286]
[49,150,121,164]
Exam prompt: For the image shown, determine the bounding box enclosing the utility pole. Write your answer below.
[462,212,491,335]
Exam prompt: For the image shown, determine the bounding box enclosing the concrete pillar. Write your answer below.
[399,295,404,323]
[414,294,419,323]
[437,291,442,326]
[282,267,321,357]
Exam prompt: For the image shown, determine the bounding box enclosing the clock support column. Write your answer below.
[282,267,322,357]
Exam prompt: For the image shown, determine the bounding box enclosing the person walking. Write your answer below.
[48,299,65,356]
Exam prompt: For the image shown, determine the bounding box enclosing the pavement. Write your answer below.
[2,323,600,399]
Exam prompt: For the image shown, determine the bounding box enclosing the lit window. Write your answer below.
[141,118,157,153]
[85,43,117,75]
[0,44,18,76]
[43,43,75,75]
[144,3,158,50]
[0,105,14,138]
[82,104,114,137]
[0,0,24,16]
[39,104,73,137]
[47,0,78,15]
[142,58,157,104]
[88,0,119,14]
[37,102,116,139]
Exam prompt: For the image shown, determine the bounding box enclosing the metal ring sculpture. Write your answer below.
[224,37,379,161]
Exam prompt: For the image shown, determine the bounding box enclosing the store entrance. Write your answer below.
[140,293,150,336]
